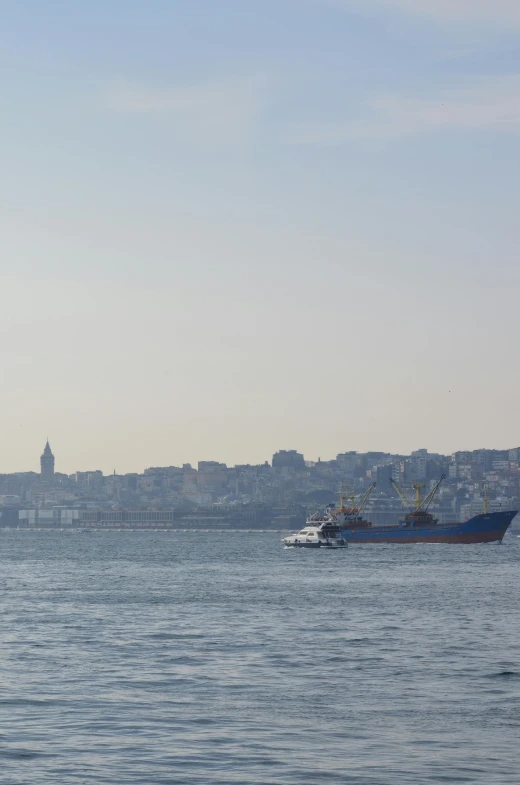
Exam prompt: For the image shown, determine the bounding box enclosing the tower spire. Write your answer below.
[40,439,55,482]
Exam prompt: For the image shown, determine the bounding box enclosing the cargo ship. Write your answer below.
[288,477,517,545]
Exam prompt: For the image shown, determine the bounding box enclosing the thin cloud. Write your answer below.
[327,0,520,25]
[105,78,258,145]
[293,75,520,144]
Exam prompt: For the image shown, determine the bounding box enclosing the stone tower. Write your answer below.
[40,440,55,482]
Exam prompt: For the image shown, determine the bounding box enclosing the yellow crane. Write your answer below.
[483,492,489,514]
[390,478,415,509]
[338,482,376,513]
[356,483,376,514]
[391,475,445,512]
[413,483,425,508]
[416,475,445,512]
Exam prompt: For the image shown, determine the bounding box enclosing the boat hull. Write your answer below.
[339,510,517,544]
[283,541,347,548]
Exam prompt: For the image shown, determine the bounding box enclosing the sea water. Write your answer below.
[0,530,519,784]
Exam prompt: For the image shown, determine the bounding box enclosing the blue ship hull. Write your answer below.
[340,510,517,544]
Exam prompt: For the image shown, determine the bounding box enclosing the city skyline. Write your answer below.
[2,1,519,473]
[3,437,520,477]
[2,443,518,533]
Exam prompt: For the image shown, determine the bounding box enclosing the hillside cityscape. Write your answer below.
[0,441,519,530]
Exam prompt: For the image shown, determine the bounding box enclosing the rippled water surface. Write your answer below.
[1,530,519,784]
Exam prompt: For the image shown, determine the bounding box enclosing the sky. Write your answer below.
[1,0,519,473]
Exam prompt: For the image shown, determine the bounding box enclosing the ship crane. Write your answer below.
[416,474,446,512]
[339,482,376,514]
[356,483,376,514]
[391,475,445,512]
[390,478,415,509]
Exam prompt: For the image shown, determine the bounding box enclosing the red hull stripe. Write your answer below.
[346,531,507,544]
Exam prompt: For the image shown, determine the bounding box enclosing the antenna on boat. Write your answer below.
[483,492,489,514]
[339,481,355,510]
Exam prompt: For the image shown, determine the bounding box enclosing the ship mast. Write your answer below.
[338,481,356,511]
[413,483,425,508]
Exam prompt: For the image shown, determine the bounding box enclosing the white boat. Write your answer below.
[282,521,347,548]
[282,482,378,548]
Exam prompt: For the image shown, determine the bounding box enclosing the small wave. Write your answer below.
[0,697,61,707]
[148,632,205,640]
[1,749,54,760]
[486,670,520,679]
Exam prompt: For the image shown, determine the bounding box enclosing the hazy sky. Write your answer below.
[2,0,519,474]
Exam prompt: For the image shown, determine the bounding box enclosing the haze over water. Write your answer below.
[1,530,519,784]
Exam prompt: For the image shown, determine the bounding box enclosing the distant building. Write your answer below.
[336,452,360,474]
[40,440,55,483]
[182,464,198,497]
[272,450,305,471]
[197,462,228,493]
[375,464,394,490]
[410,449,428,481]
[452,451,472,464]
[0,494,21,507]
[74,470,104,488]
[365,452,390,467]
[508,447,520,463]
